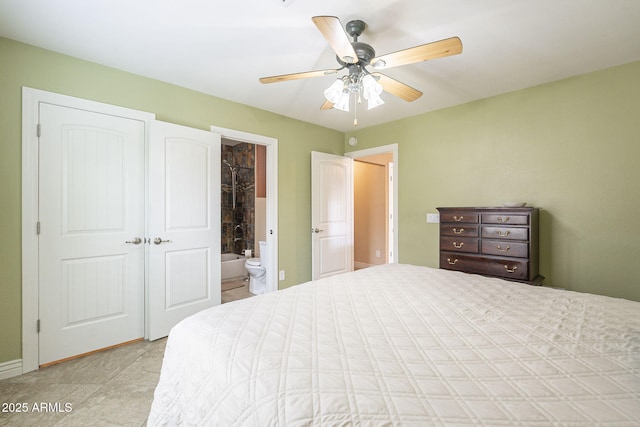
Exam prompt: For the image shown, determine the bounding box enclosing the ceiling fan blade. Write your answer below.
[312,16,358,64]
[371,37,462,69]
[320,100,334,110]
[259,69,339,84]
[372,73,423,102]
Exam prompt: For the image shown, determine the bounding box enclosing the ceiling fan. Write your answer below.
[259,16,462,123]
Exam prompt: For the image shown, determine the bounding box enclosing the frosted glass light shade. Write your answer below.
[324,79,350,111]
[324,79,345,102]
[333,91,350,111]
[361,75,384,110]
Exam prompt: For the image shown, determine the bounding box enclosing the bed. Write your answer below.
[148,264,640,426]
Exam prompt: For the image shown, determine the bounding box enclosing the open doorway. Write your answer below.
[346,143,398,268]
[219,139,266,302]
[211,126,279,295]
[353,155,393,268]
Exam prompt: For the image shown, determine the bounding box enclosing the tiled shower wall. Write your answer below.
[221,143,255,254]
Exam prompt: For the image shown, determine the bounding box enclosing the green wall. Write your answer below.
[346,60,640,302]
[2,35,639,366]
[0,37,344,364]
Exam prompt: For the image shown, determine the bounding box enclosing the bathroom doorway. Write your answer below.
[220,139,264,291]
[213,126,279,297]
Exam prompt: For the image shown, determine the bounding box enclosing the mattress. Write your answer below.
[148,264,640,426]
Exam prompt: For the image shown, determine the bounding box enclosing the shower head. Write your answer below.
[223,160,235,172]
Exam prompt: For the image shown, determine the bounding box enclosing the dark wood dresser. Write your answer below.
[437,207,543,285]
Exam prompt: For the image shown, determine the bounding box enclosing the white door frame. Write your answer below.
[211,126,279,294]
[21,87,155,374]
[345,143,399,263]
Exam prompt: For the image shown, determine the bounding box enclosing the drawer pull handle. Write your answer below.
[453,242,464,249]
[496,230,511,237]
[504,265,518,273]
[452,228,464,235]
[447,258,458,265]
[497,245,510,252]
[497,216,510,223]
[453,215,464,222]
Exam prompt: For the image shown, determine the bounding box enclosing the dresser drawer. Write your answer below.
[479,258,528,281]
[481,214,529,225]
[440,224,479,237]
[481,240,529,258]
[440,236,479,253]
[440,253,529,281]
[439,213,478,224]
[481,226,528,241]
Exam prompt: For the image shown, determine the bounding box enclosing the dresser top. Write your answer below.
[438,206,537,211]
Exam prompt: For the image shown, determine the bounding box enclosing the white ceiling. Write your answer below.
[2,0,639,132]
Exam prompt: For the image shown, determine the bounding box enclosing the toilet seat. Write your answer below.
[246,257,261,267]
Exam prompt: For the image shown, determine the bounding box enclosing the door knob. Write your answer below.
[153,237,172,245]
[312,228,324,234]
[125,237,142,245]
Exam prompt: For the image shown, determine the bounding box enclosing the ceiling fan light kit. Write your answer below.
[260,16,462,126]
[324,72,384,112]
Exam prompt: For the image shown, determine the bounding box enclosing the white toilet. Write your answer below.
[245,241,268,295]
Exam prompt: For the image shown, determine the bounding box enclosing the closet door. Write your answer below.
[38,103,145,365]
[148,120,221,340]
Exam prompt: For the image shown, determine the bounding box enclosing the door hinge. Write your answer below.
[37,319,40,333]
[36,123,41,138]
[36,221,41,235]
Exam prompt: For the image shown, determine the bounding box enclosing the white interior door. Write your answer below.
[311,151,353,280]
[38,103,145,365]
[148,120,221,340]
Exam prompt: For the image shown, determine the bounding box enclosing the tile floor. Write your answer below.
[221,278,254,303]
[0,284,255,426]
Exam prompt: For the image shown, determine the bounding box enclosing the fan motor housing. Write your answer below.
[336,42,375,66]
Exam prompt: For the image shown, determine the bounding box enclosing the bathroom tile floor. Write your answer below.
[221,279,255,303]
[0,285,256,426]
[221,277,247,291]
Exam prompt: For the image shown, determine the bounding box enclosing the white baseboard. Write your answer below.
[0,359,23,380]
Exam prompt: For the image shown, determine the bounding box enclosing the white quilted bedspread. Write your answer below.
[148,264,640,426]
